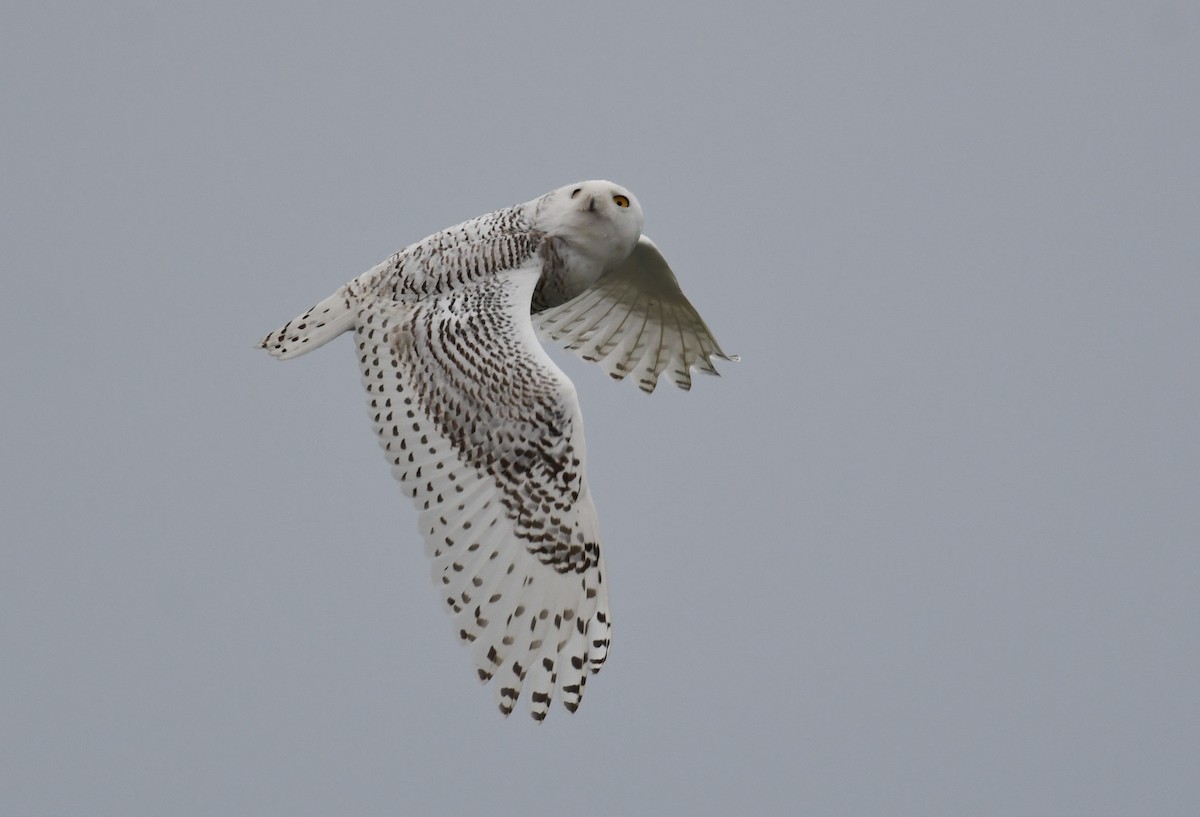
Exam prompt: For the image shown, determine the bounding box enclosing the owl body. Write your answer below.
[261,181,734,719]
[351,182,642,314]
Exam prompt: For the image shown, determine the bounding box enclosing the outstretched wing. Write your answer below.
[533,235,738,393]
[356,266,611,720]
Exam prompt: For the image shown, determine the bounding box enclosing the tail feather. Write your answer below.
[260,285,356,360]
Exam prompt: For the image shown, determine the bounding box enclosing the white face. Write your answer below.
[536,180,646,264]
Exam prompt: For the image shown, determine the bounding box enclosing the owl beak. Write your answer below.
[585,195,598,213]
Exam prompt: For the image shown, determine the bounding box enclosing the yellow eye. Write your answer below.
[612,194,630,208]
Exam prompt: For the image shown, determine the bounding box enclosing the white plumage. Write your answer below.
[260,181,735,719]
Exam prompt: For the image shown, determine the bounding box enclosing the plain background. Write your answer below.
[3,2,1197,815]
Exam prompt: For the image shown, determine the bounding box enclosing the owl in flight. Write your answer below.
[260,181,735,720]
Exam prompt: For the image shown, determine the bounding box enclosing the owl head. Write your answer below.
[535,180,645,265]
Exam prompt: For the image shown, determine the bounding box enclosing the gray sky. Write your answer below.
[3,2,1198,815]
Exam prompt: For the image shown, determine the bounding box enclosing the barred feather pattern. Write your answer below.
[356,267,611,719]
[371,204,543,301]
[534,236,738,393]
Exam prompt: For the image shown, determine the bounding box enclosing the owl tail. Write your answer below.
[259,285,356,360]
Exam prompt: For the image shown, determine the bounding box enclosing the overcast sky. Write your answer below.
[3,2,1198,815]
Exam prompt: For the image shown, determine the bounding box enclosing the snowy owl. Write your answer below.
[260,181,735,719]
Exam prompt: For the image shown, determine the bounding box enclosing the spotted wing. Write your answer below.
[356,266,611,720]
[533,235,737,393]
